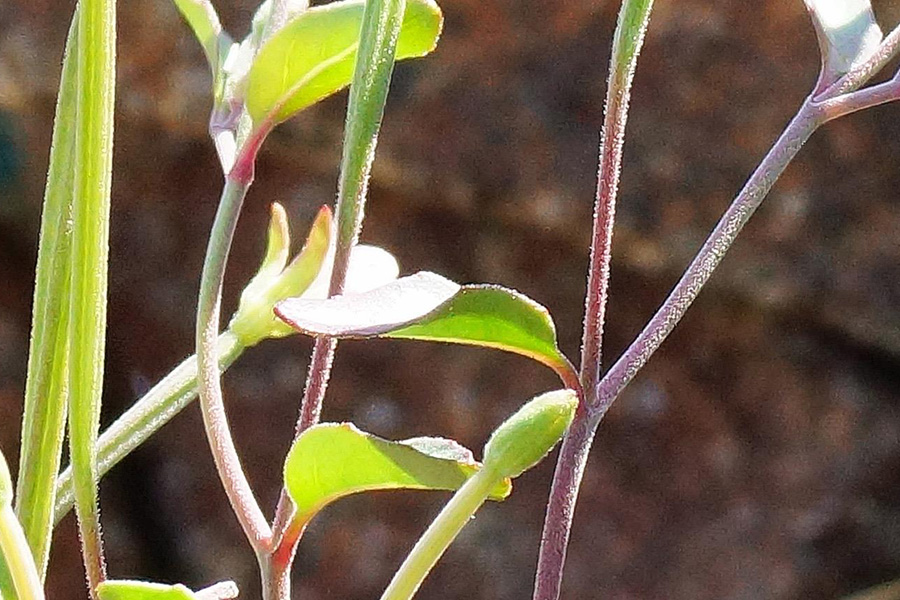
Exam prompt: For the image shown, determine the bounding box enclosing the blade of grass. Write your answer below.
[67,0,117,592]
[13,17,78,580]
[266,0,409,594]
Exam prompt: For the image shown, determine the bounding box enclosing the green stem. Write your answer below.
[68,0,116,591]
[14,15,78,580]
[380,467,499,600]
[0,506,45,600]
[53,332,245,525]
[196,176,271,551]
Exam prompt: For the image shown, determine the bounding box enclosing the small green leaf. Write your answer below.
[97,581,196,600]
[284,424,511,526]
[245,0,442,125]
[483,389,577,479]
[804,0,882,91]
[172,0,232,73]
[97,580,238,600]
[275,272,578,386]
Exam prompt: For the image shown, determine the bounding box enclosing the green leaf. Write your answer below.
[172,0,232,73]
[68,0,116,585]
[97,581,195,600]
[245,0,442,125]
[284,423,511,526]
[275,272,578,386]
[804,0,882,91]
[97,580,239,600]
[13,16,77,581]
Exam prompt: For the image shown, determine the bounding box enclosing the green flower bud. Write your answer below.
[483,389,578,479]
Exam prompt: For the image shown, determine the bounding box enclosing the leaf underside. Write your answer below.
[275,272,577,382]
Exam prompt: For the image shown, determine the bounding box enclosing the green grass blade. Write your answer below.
[67,0,116,591]
[13,17,78,581]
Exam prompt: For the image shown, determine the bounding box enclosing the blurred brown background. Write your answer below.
[2,0,900,598]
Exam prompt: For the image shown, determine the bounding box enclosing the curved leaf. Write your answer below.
[173,0,231,73]
[277,271,459,335]
[284,423,511,526]
[275,272,578,385]
[245,0,442,125]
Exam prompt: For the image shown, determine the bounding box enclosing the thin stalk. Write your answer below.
[54,332,245,524]
[67,0,116,591]
[579,0,654,402]
[0,506,45,600]
[268,0,408,578]
[815,72,900,122]
[534,1,653,597]
[196,175,271,552]
[14,16,77,579]
[532,406,596,600]
[259,553,291,600]
[379,467,499,600]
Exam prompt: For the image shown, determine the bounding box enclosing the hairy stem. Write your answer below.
[15,16,78,579]
[535,1,654,597]
[579,0,654,399]
[67,0,117,590]
[196,176,271,552]
[532,406,596,600]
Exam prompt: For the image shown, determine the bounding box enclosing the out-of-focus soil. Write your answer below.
[1,0,900,598]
